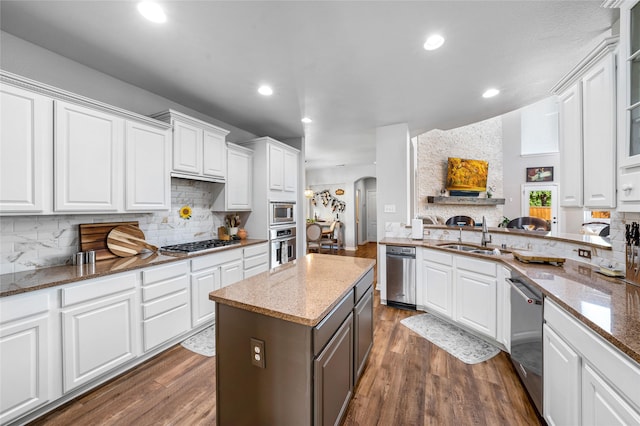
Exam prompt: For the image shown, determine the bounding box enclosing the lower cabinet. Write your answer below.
[243,242,269,278]
[140,262,190,352]
[454,256,497,339]
[543,324,581,426]
[421,249,454,318]
[221,258,243,287]
[314,313,354,426]
[0,291,52,424]
[60,273,138,393]
[544,299,640,425]
[191,255,222,328]
[353,284,373,383]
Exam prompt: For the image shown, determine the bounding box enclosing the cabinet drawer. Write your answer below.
[142,289,189,320]
[619,165,640,206]
[244,263,269,279]
[313,290,354,356]
[191,249,242,272]
[142,261,188,284]
[61,272,137,307]
[244,243,268,258]
[141,275,188,302]
[423,249,453,266]
[545,299,640,409]
[456,256,496,276]
[142,304,190,352]
[244,252,268,270]
[354,268,374,303]
[1,290,49,322]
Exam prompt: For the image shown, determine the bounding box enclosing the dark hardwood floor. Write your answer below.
[30,242,540,425]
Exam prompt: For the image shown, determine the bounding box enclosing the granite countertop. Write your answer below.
[0,239,267,298]
[209,253,376,327]
[381,237,640,365]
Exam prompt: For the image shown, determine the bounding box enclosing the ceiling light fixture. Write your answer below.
[137,2,166,23]
[258,85,273,96]
[301,117,312,124]
[482,88,500,98]
[423,34,445,51]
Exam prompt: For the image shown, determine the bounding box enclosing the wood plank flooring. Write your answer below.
[29,243,540,425]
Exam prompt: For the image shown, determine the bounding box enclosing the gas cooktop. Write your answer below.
[161,239,241,254]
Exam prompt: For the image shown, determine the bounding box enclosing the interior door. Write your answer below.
[522,184,559,234]
[366,190,377,242]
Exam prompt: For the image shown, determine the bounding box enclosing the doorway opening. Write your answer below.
[521,183,559,234]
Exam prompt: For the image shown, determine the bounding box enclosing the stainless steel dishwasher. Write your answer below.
[385,246,416,310]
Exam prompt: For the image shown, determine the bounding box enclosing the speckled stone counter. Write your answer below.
[381,237,640,364]
[0,239,267,298]
[209,253,376,326]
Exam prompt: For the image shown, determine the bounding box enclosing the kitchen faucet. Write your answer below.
[481,216,492,247]
[457,222,465,242]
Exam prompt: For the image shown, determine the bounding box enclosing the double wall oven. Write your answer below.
[269,201,297,268]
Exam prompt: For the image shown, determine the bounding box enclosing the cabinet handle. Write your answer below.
[622,183,633,192]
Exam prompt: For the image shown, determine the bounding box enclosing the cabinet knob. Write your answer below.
[622,183,633,192]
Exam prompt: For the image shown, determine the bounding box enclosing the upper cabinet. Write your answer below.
[151,110,229,183]
[553,36,618,209]
[241,137,299,201]
[618,1,640,211]
[0,84,53,214]
[212,143,253,211]
[0,71,172,215]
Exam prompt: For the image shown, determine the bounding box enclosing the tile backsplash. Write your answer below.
[0,178,229,274]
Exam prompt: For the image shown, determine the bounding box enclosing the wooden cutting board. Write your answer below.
[106,225,158,257]
[79,221,139,261]
[512,250,566,266]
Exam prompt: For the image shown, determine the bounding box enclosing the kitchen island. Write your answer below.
[209,254,375,426]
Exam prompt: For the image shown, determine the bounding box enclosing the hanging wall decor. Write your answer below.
[311,189,346,212]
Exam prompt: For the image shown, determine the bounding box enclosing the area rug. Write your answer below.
[181,325,216,357]
[400,313,500,364]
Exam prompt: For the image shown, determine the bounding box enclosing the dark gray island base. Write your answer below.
[210,254,376,426]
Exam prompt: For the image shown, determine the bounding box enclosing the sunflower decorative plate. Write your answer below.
[179,205,192,220]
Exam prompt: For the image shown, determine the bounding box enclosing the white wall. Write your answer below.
[306,164,376,250]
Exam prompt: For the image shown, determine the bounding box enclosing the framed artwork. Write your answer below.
[526,167,553,183]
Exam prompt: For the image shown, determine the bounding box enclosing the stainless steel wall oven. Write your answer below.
[270,226,297,268]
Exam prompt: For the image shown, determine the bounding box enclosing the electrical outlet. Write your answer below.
[250,338,265,368]
[578,248,591,259]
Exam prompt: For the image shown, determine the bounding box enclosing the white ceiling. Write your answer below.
[0,1,618,169]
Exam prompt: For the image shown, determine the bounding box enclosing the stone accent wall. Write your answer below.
[0,178,229,274]
[416,116,504,227]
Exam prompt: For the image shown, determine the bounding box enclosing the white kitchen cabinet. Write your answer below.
[191,255,222,328]
[558,83,583,207]
[140,262,190,352]
[54,100,123,212]
[544,298,640,425]
[212,143,252,211]
[553,37,618,209]
[221,258,243,288]
[454,256,497,339]
[0,84,53,214]
[0,291,53,424]
[125,120,171,211]
[582,362,640,426]
[618,1,640,211]
[269,143,285,191]
[543,324,581,426]
[283,148,298,193]
[151,109,229,182]
[60,273,138,392]
[420,249,454,319]
[243,242,269,278]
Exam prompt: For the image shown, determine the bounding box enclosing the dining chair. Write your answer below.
[445,215,475,226]
[306,223,324,253]
[321,220,338,239]
[327,222,343,252]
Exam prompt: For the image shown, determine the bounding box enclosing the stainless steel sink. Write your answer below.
[436,243,498,255]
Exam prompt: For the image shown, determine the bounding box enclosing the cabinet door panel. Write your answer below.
[582,54,616,208]
[142,304,190,352]
[226,148,252,210]
[0,314,49,423]
[55,101,122,212]
[172,120,201,174]
[283,149,297,193]
[203,129,226,178]
[221,260,243,288]
[0,85,52,213]
[558,83,583,207]
[268,144,284,191]
[422,261,453,318]
[61,291,137,392]
[543,324,581,426]
[455,269,496,338]
[125,121,170,211]
[191,267,220,327]
[582,363,640,426]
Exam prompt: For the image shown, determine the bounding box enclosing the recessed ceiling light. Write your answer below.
[482,88,500,98]
[423,34,445,51]
[301,117,312,124]
[137,2,166,23]
[258,85,273,96]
